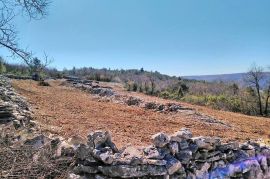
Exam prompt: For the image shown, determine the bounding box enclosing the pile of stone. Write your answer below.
[144,102,193,113]
[71,129,270,179]
[67,79,116,98]
[0,76,32,130]
[4,74,32,80]
[0,76,74,178]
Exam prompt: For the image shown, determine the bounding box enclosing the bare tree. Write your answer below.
[264,67,270,115]
[245,64,265,115]
[0,0,50,65]
[264,85,270,116]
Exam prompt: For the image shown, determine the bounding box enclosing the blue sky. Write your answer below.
[1,0,270,76]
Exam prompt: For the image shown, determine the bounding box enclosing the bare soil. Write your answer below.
[12,80,270,147]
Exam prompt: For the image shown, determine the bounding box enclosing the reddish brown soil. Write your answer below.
[12,80,270,147]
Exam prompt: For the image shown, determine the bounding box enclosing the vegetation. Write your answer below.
[1,58,269,117]
[60,64,270,117]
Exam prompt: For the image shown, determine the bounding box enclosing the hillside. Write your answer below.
[184,72,270,87]
[12,79,270,147]
[0,77,268,178]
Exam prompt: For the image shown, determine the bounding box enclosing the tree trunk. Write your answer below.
[255,84,263,115]
[264,86,270,116]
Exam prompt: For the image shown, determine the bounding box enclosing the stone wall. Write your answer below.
[0,76,33,130]
[70,130,270,179]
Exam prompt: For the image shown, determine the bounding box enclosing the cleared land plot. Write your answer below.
[12,80,270,147]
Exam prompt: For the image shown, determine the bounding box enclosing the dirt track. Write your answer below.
[12,80,270,147]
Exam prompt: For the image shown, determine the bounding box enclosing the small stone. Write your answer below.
[76,144,96,163]
[12,120,21,129]
[87,131,118,153]
[144,159,167,166]
[218,142,239,151]
[73,164,99,174]
[234,150,249,162]
[68,173,81,179]
[152,132,170,148]
[195,162,210,178]
[191,136,215,150]
[168,142,179,155]
[93,149,114,164]
[176,150,192,165]
[170,128,192,142]
[144,146,169,160]
[24,135,45,148]
[165,155,182,175]
[179,140,189,150]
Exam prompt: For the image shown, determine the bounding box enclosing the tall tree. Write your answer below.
[245,64,265,115]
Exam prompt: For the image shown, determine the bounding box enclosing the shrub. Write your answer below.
[38,80,50,86]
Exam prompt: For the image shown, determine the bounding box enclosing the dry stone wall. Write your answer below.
[71,130,270,179]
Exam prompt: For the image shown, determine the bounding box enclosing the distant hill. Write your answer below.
[183,72,270,88]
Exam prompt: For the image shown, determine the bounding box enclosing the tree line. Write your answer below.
[0,58,269,117]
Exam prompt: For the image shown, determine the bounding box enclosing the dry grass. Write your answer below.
[12,80,270,147]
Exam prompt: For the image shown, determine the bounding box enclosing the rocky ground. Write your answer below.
[12,79,270,147]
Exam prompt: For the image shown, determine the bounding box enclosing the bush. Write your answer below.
[38,80,50,86]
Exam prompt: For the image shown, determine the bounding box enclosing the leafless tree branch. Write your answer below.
[0,0,50,65]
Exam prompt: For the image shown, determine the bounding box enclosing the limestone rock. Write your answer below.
[176,150,192,165]
[152,132,170,148]
[168,142,179,155]
[98,165,167,178]
[73,164,99,174]
[165,155,182,175]
[93,148,114,164]
[170,128,192,142]
[191,136,215,150]
[144,146,169,160]
[24,134,45,148]
[87,131,118,153]
[76,144,97,163]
